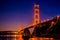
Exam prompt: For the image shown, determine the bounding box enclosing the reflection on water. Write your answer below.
[0,34,54,40]
[29,38,54,40]
[0,34,55,40]
[0,37,54,40]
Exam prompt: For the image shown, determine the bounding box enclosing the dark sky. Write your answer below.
[0,0,60,31]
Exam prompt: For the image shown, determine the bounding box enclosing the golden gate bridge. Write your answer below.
[17,4,60,40]
[0,3,60,40]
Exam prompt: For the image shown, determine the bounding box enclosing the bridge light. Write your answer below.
[57,16,59,18]
[51,21,54,24]
[43,20,46,22]
[57,16,59,19]
[51,21,56,25]
[47,19,49,21]
[50,38,54,40]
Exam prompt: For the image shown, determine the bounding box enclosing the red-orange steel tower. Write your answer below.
[33,4,40,25]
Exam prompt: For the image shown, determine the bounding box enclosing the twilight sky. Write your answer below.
[0,0,60,31]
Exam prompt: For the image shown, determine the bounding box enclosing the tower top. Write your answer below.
[34,4,40,9]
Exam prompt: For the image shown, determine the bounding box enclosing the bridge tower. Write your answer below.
[34,4,40,25]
